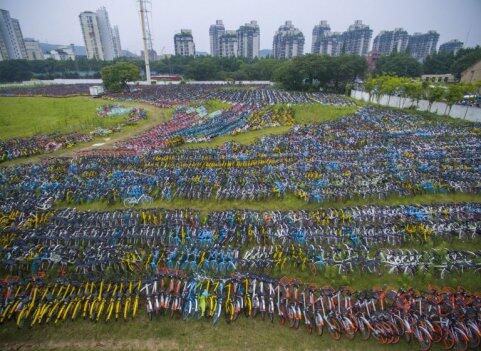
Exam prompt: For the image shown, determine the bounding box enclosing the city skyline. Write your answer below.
[2,0,480,55]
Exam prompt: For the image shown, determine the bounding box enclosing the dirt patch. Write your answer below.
[0,338,179,351]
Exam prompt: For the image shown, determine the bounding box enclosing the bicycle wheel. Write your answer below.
[416,328,433,351]
[328,318,342,341]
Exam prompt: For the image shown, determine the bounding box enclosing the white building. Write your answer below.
[209,20,225,57]
[24,38,44,60]
[272,21,304,59]
[174,29,196,56]
[79,7,121,61]
[237,21,260,59]
[48,44,75,61]
[0,9,27,60]
[219,30,238,58]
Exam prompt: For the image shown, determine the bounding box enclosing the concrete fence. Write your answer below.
[350,90,481,123]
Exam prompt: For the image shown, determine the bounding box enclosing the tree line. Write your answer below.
[1,46,480,91]
[364,75,481,115]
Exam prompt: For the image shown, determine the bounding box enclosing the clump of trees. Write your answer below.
[101,62,140,92]
[273,54,367,92]
[364,75,480,114]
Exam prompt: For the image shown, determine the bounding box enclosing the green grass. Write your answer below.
[0,96,137,139]
[0,314,433,351]
[292,103,357,124]
[59,192,481,215]
[202,99,232,113]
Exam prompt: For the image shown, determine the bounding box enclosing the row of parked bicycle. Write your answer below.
[1,203,480,278]
[3,203,480,244]
[2,238,480,279]
[2,107,480,209]
[115,103,295,151]
[0,84,91,97]
[109,85,353,108]
[1,272,480,350]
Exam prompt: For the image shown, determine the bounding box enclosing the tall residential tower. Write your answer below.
[272,21,305,59]
[174,29,196,56]
[372,28,409,55]
[0,9,27,60]
[311,21,331,54]
[341,20,372,56]
[439,39,463,55]
[237,20,260,59]
[407,31,439,61]
[209,20,225,57]
[79,7,121,61]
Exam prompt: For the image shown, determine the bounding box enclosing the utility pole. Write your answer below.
[138,0,151,84]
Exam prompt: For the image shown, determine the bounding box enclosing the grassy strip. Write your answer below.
[0,314,426,351]
[292,103,358,124]
[58,192,481,214]
[181,126,291,149]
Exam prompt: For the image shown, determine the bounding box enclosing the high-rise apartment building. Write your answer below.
[439,39,463,55]
[341,20,372,56]
[112,25,122,58]
[407,30,439,62]
[95,7,115,60]
[0,35,7,61]
[79,7,121,61]
[24,38,44,60]
[174,29,196,56]
[209,20,225,57]
[0,9,27,60]
[272,21,305,59]
[311,20,331,54]
[219,30,238,57]
[319,32,343,56]
[372,28,409,55]
[237,20,260,59]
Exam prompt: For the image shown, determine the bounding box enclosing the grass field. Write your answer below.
[0,96,134,139]
[292,103,357,124]
[0,314,429,351]
[0,98,172,167]
[62,192,481,214]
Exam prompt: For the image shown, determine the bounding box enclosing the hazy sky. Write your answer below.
[2,0,481,54]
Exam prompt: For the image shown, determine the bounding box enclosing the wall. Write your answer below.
[351,90,481,122]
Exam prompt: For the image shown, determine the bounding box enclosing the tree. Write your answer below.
[0,60,33,83]
[404,80,423,108]
[375,53,423,77]
[423,52,455,74]
[424,85,446,112]
[443,84,467,115]
[101,62,140,92]
[449,46,481,78]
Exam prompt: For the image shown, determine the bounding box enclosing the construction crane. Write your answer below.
[138,0,153,84]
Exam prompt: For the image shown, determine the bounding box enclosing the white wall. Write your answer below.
[351,90,481,122]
